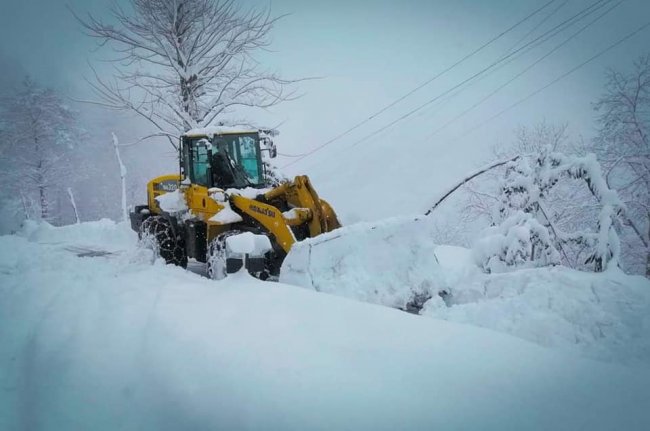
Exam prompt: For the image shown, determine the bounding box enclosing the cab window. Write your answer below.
[190,139,211,186]
[237,136,261,184]
[223,134,262,185]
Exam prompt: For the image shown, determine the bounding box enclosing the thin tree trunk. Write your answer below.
[67,187,81,224]
[646,212,650,278]
[35,135,48,221]
[39,185,48,220]
[19,192,30,220]
[112,133,128,222]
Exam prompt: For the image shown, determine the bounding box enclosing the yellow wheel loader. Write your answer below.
[129,127,341,279]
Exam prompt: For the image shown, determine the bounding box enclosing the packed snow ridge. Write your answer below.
[281,215,650,367]
[1,220,649,430]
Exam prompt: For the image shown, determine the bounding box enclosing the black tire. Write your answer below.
[139,216,187,268]
[207,230,274,280]
[207,230,242,280]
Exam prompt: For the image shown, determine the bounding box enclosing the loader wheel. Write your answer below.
[139,216,187,268]
[206,230,242,280]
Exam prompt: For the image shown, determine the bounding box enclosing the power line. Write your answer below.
[281,0,557,168]
[459,20,650,140]
[340,0,613,152]
[453,0,575,99]
[379,0,574,137]
[423,0,622,141]
[505,0,570,55]
[390,0,592,143]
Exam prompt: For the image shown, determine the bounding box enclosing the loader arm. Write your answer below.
[264,175,341,238]
[228,175,341,254]
[229,194,298,253]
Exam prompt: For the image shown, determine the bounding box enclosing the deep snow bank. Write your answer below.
[2,220,650,430]
[280,216,444,309]
[19,218,136,252]
[281,217,650,366]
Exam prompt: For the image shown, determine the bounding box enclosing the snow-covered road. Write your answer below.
[1,220,649,430]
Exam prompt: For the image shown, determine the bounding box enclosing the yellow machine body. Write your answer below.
[147,174,340,255]
[140,129,341,275]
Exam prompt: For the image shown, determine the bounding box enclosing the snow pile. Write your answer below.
[226,231,272,256]
[281,217,650,366]
[155,189,187,213]
[426,246,650,366]
[185,125,258,136]
[208,199,243,224]
[281,216,445,310]
[2,220,650,430]
[225,186,271,199]
[282,208,303,221]
[18,218,135,254]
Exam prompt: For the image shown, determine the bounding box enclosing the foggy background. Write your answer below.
[1,0,648,232]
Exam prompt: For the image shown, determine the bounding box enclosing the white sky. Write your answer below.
[1,0,649,219]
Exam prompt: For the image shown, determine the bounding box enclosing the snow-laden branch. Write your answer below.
[497,150,625,272]
[75,0,300,136]
[424,156,520,216]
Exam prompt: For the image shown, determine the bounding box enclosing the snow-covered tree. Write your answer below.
[473,211,560,273]
[457,123,604,268]
[487,150,625,273]
[0,78,79,223]
[76,0,296,141]
[464,123,589,227]
[424,123,588,250]
[593,54,650,277]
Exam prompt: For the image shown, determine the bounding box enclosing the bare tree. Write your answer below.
[0,78,78,222]
[594,54,650,277]
[499,121,572,158]
[75,0,296,142]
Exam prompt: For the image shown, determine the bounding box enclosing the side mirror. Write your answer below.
[261,136,278,159]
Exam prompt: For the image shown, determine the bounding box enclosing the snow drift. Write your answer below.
[281,216,650,366]
[2,220,650,430]
[280,216,445,309]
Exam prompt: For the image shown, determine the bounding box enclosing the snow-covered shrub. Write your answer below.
[481,149,625,273]
[473,211,560,273]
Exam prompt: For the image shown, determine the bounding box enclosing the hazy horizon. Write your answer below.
[2,1,648,156]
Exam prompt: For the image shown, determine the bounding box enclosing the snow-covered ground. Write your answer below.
[1,220,650,430]
[281,216,650,367]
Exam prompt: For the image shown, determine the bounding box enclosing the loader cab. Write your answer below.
[181,130,266,189]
